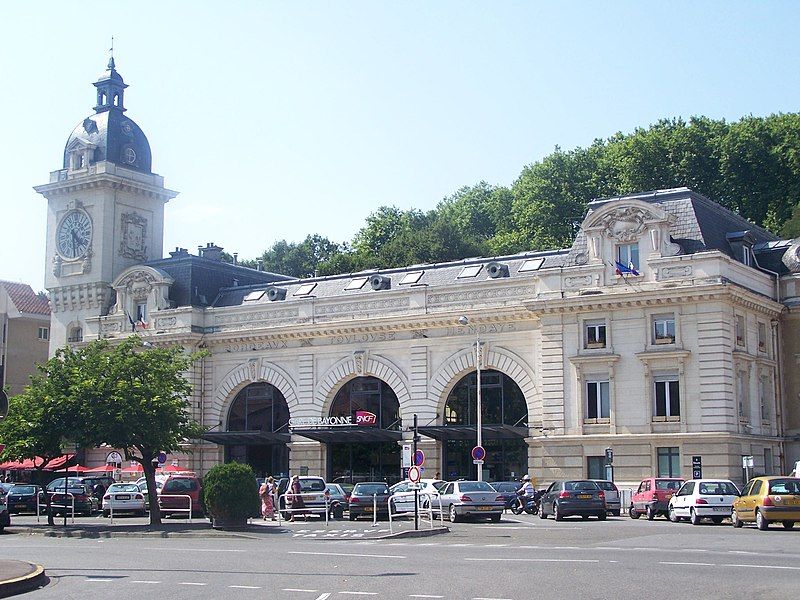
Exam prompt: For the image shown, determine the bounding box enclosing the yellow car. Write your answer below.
[732,476,800,530]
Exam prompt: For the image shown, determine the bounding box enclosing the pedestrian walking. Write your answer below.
[288,474,306,521]
[259,477,276,520]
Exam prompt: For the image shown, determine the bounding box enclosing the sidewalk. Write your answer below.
[0,559,46,598]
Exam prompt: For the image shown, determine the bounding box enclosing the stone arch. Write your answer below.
[430,344,538,425]
[317,352,412,418]
[213,359,299,428]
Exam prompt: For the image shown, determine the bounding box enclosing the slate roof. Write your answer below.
[0,281,51,316]
[212,249,568,308]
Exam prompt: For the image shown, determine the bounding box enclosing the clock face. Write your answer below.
[56,209,92,259]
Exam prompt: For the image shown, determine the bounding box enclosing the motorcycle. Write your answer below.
[510,489,542,515]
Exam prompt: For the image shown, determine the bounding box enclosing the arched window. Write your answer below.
[68,327,83,343]
[227,382,289,432]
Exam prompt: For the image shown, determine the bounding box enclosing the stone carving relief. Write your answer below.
[119,212,148,260]
[574,251,588,265]
[564,275,594,289]
[52,254,62,277]
[658,265,693,280]
[596,206,652,242]
[663,241,682,257]
[118,270,157,301]
[248,359,259,382]
[101,321,121,334]
[783,238,800,273]
[353,350,367,376]
[155,316,177,328]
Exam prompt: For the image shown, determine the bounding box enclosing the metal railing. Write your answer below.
[49,492,76,524]
[105,492,147,524]
[388,491,444,534]
[277,491,330,526]
[157,494,193,522]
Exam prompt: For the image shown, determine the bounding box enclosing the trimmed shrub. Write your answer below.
[202,462,259,522]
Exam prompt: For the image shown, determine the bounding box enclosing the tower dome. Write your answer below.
[62,57,152,174]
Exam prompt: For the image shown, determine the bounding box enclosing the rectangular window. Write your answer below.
[737,370,748,421]
[584,320,607,349]
[657,447,680,477]
[457,265,482,279]
[653,314,675,344]
[37,327,49,340]
[764,448,773,476]
[759,375,771,423]
[735,315,745,346]
[617,243,639,270]
[586,380,610,421]
[587,456,606,480]
[399,271,424,285]
[519,258,545,272]
[654,377,680,419]
[757,322,767,353]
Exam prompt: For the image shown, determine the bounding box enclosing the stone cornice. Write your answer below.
[635,349,691,363]
[529,431,784,443]
[568,353,621,367]
[34,173,177,202]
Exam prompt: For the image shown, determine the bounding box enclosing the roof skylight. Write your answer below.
[519,258,545,272]
[400,271,424,285]
[345,277,369,291]
[457,265,483,279]
[294,282,317,296]
[243,290,266,302]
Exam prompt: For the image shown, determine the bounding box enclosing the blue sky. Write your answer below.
[2,2,799,289]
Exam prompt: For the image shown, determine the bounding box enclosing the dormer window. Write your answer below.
[617,243,639,271]
[68,327,83,343]
[742,247,752,266]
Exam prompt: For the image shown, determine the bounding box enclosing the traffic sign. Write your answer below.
[402,444,412,468]
[473,459,484,465]
[413,449,425,467]
[408,465,421,483]
[692,455,702,479]
[157,451,167,465]
[471,445,486,461]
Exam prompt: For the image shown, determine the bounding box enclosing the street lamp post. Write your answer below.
[458,316,482,481]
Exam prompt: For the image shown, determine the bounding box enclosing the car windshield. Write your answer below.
[769,479,800,495]
[698,482,739,495]
[353,483,390,495]
[326,485,344,495]
[48,478,83,490]
[565,481,599,491]
[656,480,682,490]
[491,482,519,492]
[109,484,139,493]
[594,481,618,491]
[300,479,326,492]
[10,485,37,494]
[54,487,86,494]
[458,482,495,492]
[162,478,198,492]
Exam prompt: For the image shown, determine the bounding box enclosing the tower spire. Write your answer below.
[108,36,115,70]
[93,43,127,113]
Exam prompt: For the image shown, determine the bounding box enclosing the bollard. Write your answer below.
[372,493,378,527]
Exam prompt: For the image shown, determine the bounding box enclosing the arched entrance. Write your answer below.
[434,369,529,480]
[217,382,290,478]
[327,377,402,484]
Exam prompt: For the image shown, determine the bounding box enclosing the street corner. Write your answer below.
[0,559,47,598]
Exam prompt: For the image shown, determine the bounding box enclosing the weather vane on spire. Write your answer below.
[108,36,115,69]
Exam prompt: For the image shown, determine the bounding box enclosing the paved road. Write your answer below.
[3,514,799,599]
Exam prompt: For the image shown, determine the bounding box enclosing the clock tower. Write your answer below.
[35,57,177,352]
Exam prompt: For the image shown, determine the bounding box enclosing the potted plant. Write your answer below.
[202,462,259,530]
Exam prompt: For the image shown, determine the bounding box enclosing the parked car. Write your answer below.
[629,477,684,520]
[438,480,505,522]
[5,484,44,514]
[539,480,607,521]
[390,479,446,515]
[45,478,98,516]
[103,482,146,517]
[732,476,800,530]
[0,493,9,532]
[668,479,739,525]
[0,482,15,497]
[349,482,392,520]
[591,480,621,516]
[326,483,349,519]
[276,476,329,519]
[158,474,203,517]
[489,481,523,511]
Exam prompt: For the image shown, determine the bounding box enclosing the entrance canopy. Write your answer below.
[418,424,528,441]
[291,426,402,444]
[202,431,291,446]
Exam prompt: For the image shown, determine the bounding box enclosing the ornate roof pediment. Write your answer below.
[583,200,675,242]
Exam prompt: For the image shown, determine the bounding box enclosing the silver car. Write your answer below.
[591,479,621,516]
[438,480,505,522]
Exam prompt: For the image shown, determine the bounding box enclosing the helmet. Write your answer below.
[522,474,530,481]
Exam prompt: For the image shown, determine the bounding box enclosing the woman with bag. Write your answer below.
[259,477,275,520]
[288,475,306,522]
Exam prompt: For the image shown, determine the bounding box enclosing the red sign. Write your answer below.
[471,445,486,461]
[355,411,378,426]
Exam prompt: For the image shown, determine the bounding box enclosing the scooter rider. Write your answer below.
[518,474,535,496]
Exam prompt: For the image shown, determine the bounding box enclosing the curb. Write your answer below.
[375,526,450,539]
[0,563,47,599]
[8,526,287,540]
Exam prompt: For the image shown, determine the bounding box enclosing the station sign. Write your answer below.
[289,412,378,428]
[402,444,412,468]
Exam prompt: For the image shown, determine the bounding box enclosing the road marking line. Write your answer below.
[284,589,319,593]
[314,595,332,600]
[85,578,114,582]
[660,562,715,567]
[131,580,161,584]
[483,544,509,547]
[289,551,405,559]
[338,593,378,596]
[724,564,800,571]
[473,597,514,600]
[179,582,208,586]
[140,547,245,553]
[465,558,599,563]
[409,595,445,598]
[230,585,262,589]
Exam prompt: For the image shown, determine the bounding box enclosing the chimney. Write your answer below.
[200,242,224,261]
[233,252,238,265]
[257,259,264,271]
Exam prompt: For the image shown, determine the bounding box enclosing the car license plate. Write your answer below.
[712,507,728,512]
[785,498,800,506]
[116,495,131,500]
[364,506,373,512]
[477,506,493,511]
[578,494,592,499]
[16,503,26,509]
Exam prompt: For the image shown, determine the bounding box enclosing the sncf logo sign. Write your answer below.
[355,411,378,426]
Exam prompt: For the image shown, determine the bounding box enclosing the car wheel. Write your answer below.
[612,510,621,517]
[490,514,501,523]
[539,506,548,520]
[783,521,795,530]
[597,511,607,521]
[732,509,744,528]
[449,505,460,523]
[103,510,110,518]
[668,507,679,523]
[629,505,640,519]
[756,509,769,530]
[711,517,724,525]
[553,503,563,521]
[690,509,701,526]
[348,512,357,521]
[646,505,656,521]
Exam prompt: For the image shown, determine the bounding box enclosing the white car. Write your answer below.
[102,483,146,517]
[389,479,446,515]
[438,480,506,522]
[668,479,740,525]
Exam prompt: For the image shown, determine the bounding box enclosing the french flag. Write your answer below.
[615,261,640,276]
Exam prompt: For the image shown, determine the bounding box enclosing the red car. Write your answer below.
[629,477,684,520]
[158,475,203,517]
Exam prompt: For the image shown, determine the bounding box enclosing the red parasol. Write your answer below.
[84,464,116,473]
[55,464,89,473]
[120,463,144,474]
